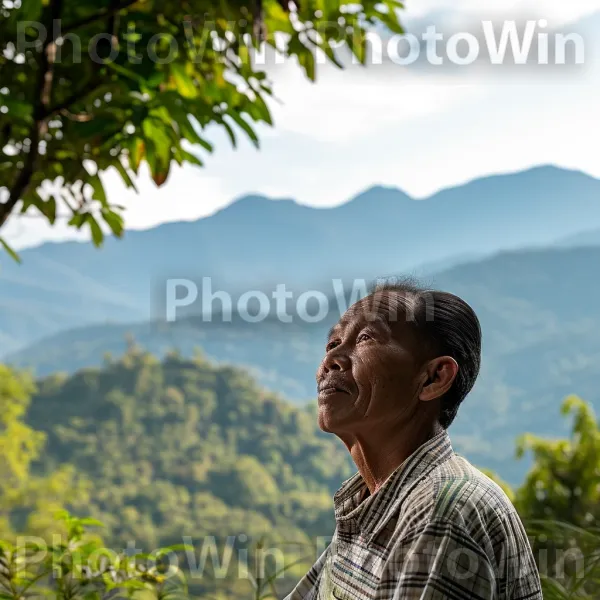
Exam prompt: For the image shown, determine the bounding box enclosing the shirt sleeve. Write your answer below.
[390,519,498,600]
[500,507,544,600]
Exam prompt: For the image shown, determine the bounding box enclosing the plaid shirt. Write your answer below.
[286,430,542,600]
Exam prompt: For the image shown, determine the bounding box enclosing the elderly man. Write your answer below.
[286,282,542,600]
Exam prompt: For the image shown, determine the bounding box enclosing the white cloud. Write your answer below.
[267,65,484,143]
[404,0,600,25]
[99,164,228,229]
[5,1,600,249]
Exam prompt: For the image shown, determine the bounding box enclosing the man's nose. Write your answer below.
[321,350,350,373]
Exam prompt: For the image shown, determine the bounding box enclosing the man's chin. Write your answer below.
[317,415,335,433]
[317,407,354,434]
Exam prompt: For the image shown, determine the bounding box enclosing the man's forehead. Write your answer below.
[329,309,386,335]
[329,291,412,335]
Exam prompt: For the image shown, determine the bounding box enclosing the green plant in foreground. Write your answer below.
[0,511,320,600]
[524,520,600,600]
[0,511,190,600]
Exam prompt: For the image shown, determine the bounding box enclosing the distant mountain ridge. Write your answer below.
[8,244,600,483]
[557,228,600,248]
[2,164,600,354]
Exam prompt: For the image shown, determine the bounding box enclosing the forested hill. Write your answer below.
[27,349,353,596]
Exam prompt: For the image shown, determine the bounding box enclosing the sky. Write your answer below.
[5,0,600,249]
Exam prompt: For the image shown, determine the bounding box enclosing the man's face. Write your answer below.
[316,291,428,437]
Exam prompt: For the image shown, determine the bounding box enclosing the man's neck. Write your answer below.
[342,418,443,496]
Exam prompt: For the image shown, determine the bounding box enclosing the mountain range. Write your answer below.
[2,165,600,355]
[8,243,600,483]
[4,164,600,483]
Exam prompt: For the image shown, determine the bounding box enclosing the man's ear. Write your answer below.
[419,356,459,402]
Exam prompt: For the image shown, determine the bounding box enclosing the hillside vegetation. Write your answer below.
[23,348,353,596]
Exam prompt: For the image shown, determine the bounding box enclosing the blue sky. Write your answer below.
[6,0,600,249]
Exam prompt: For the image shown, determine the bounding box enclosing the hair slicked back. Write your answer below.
[370,278,482,428]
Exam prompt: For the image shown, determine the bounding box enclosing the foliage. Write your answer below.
[0,0,404,258]
[0,511,191,600]
[515,395,600,527]
[17,348,352,597]
[0,510,315,600]
[526,520,600,600]
[0,364,87,540]
[512,396,600,599]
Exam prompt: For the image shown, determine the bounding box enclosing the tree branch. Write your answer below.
[0,0,63,228]
[253,0,265,43]
[43,79,102,119]
[62,0,138,36]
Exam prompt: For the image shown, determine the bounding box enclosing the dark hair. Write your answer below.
[370,279,482,429]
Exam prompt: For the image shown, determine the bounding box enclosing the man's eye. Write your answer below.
[326,340,339,351]
[357,333,371,343]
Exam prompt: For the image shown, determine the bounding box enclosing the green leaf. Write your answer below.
[38,197,57,224]
[153,160,171,186]
[318,40,343,68]
[128,139,145,173]
[171,64,197,99]
[85,215,104,247]
[228,111,259,148]
[254,93,273,125]
[298,49,316,81]
[68,213,86,228]
[375,2,405,35]
[179,117,212,151]
[145,71,165,90]
[0,237,21,263]
[349,28,368,65]
[114,160,138,191]
[288,36,316,81]
[144,138,158,175]
[142,119,173,185]
[89,175,108,207]
[245,92,273,126]
[102,210,124,238]
[179,149,203,167]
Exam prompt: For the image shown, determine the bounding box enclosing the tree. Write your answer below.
[210,455,281,508]
[515,395,600,528]
[0,0,403,259]
[0,364,87,540]
[513,395,600,599]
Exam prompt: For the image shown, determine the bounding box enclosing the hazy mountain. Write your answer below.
[8,245,600,483]
[2,165,600,354]
[557,228,600,248]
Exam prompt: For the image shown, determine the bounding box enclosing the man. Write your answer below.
[286,282,542,600]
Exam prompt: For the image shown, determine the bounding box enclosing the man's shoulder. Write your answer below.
[431,454,516,518]
[402,452,520,535]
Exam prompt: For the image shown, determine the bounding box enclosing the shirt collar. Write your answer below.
[332,429,454,539]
